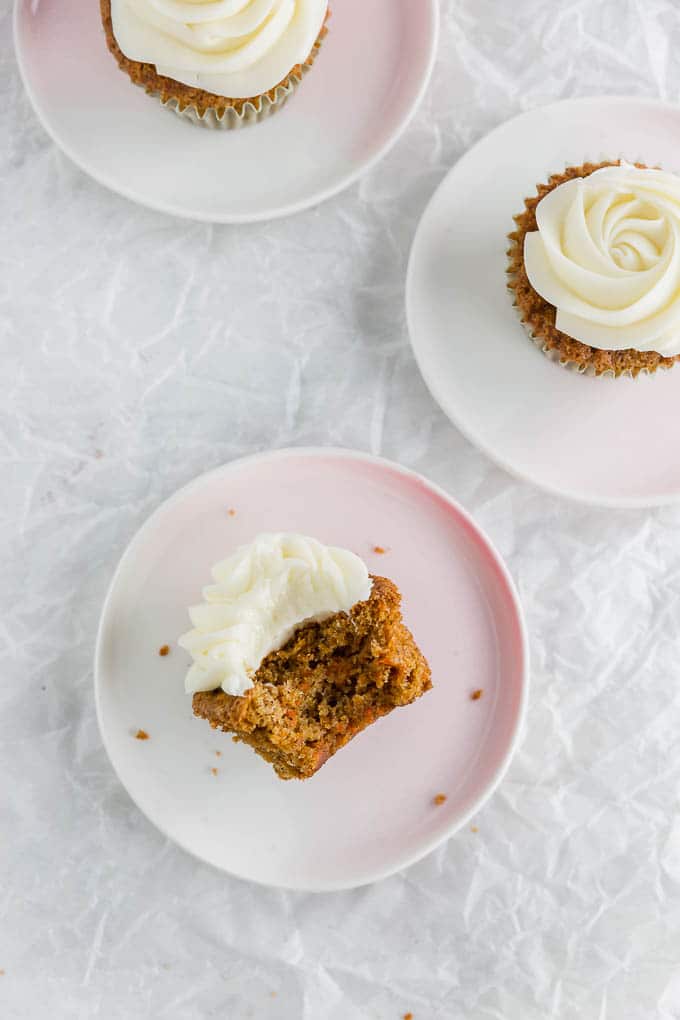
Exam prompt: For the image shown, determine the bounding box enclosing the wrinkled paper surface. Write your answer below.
[3,1,680,1017]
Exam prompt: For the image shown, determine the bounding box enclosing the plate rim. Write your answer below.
[406,94,680,510]
[13,0,440,225]
[94,446,530,892]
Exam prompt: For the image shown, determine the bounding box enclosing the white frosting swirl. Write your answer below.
[523,162,680,356]
[179,533,372,696]
[110,0,328,99]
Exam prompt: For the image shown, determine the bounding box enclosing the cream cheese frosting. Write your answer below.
[523,161,680,356]
[179,533,372,696]
[110,0,328,99]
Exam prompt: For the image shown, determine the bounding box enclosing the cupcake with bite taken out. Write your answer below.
[100,0,330,129]
[507,160,680,377]
[179,533,432,780]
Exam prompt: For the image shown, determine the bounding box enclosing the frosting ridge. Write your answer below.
[110,0,328,98]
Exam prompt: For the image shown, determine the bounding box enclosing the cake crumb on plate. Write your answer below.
[211,767,219,776]
[135,729,149,740]
[470,688,483,701]
[158,645,170,657]
[433,793,447,806]
[373,545,388,554]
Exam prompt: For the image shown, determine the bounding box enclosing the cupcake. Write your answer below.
[180,533,432,780]
[507,161,680,377]
[101,1,330,129]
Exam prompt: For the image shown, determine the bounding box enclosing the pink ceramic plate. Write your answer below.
[14,0,438,223]
[95,449,528,890]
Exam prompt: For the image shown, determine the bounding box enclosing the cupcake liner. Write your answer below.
[155,66,306,131]
[505,279,660,379]
[150,24,326,130]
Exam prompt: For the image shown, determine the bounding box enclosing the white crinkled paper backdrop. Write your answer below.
[2,0,680,1017]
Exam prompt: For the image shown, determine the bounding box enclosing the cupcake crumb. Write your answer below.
[471,826,479,833]
[211,767,219,776]
[433,794,447,806]
[215,751,222,757]
[470,689,483,701]
[135,730,150,741]
[0,970,5,976]
[373,545,388,555]
[403,1013,413,1020]
[159,645,170,657]
[227,508,237,517]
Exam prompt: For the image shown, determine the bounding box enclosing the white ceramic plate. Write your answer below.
[95,448,528,891]
[407,97,680,508]
[14,0,438,223]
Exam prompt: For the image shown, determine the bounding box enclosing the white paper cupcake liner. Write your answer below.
[156,76,299,130]
[505,283,653,379]
[153,37,323,130]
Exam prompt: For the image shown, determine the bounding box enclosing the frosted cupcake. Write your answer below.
[507,161,680,377]
[100,1,330,129]
[180,533,431,780]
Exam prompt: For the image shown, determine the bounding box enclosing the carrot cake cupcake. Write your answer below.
[101,0,330,129]
[179,533,432,780]
[507,160,680,376]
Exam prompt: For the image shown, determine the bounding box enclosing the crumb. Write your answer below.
[211,767,219,776]
[471,826,479,833]
[215,751,222,757]
[135,729,150,741]
[227,508,237,517]
[0,970,5,976]
[470,689,483,701]
[159,645,170,657]
[373,545,388,554]
[403,1013,413,1020]
[270,992,277,998]
[433,794,447,806]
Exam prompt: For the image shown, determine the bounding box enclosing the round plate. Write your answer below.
[14,0,438,224]
[95,448,528,891]
[407,96,680,508]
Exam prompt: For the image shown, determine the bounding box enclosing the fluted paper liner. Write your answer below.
[155,63,309,131]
